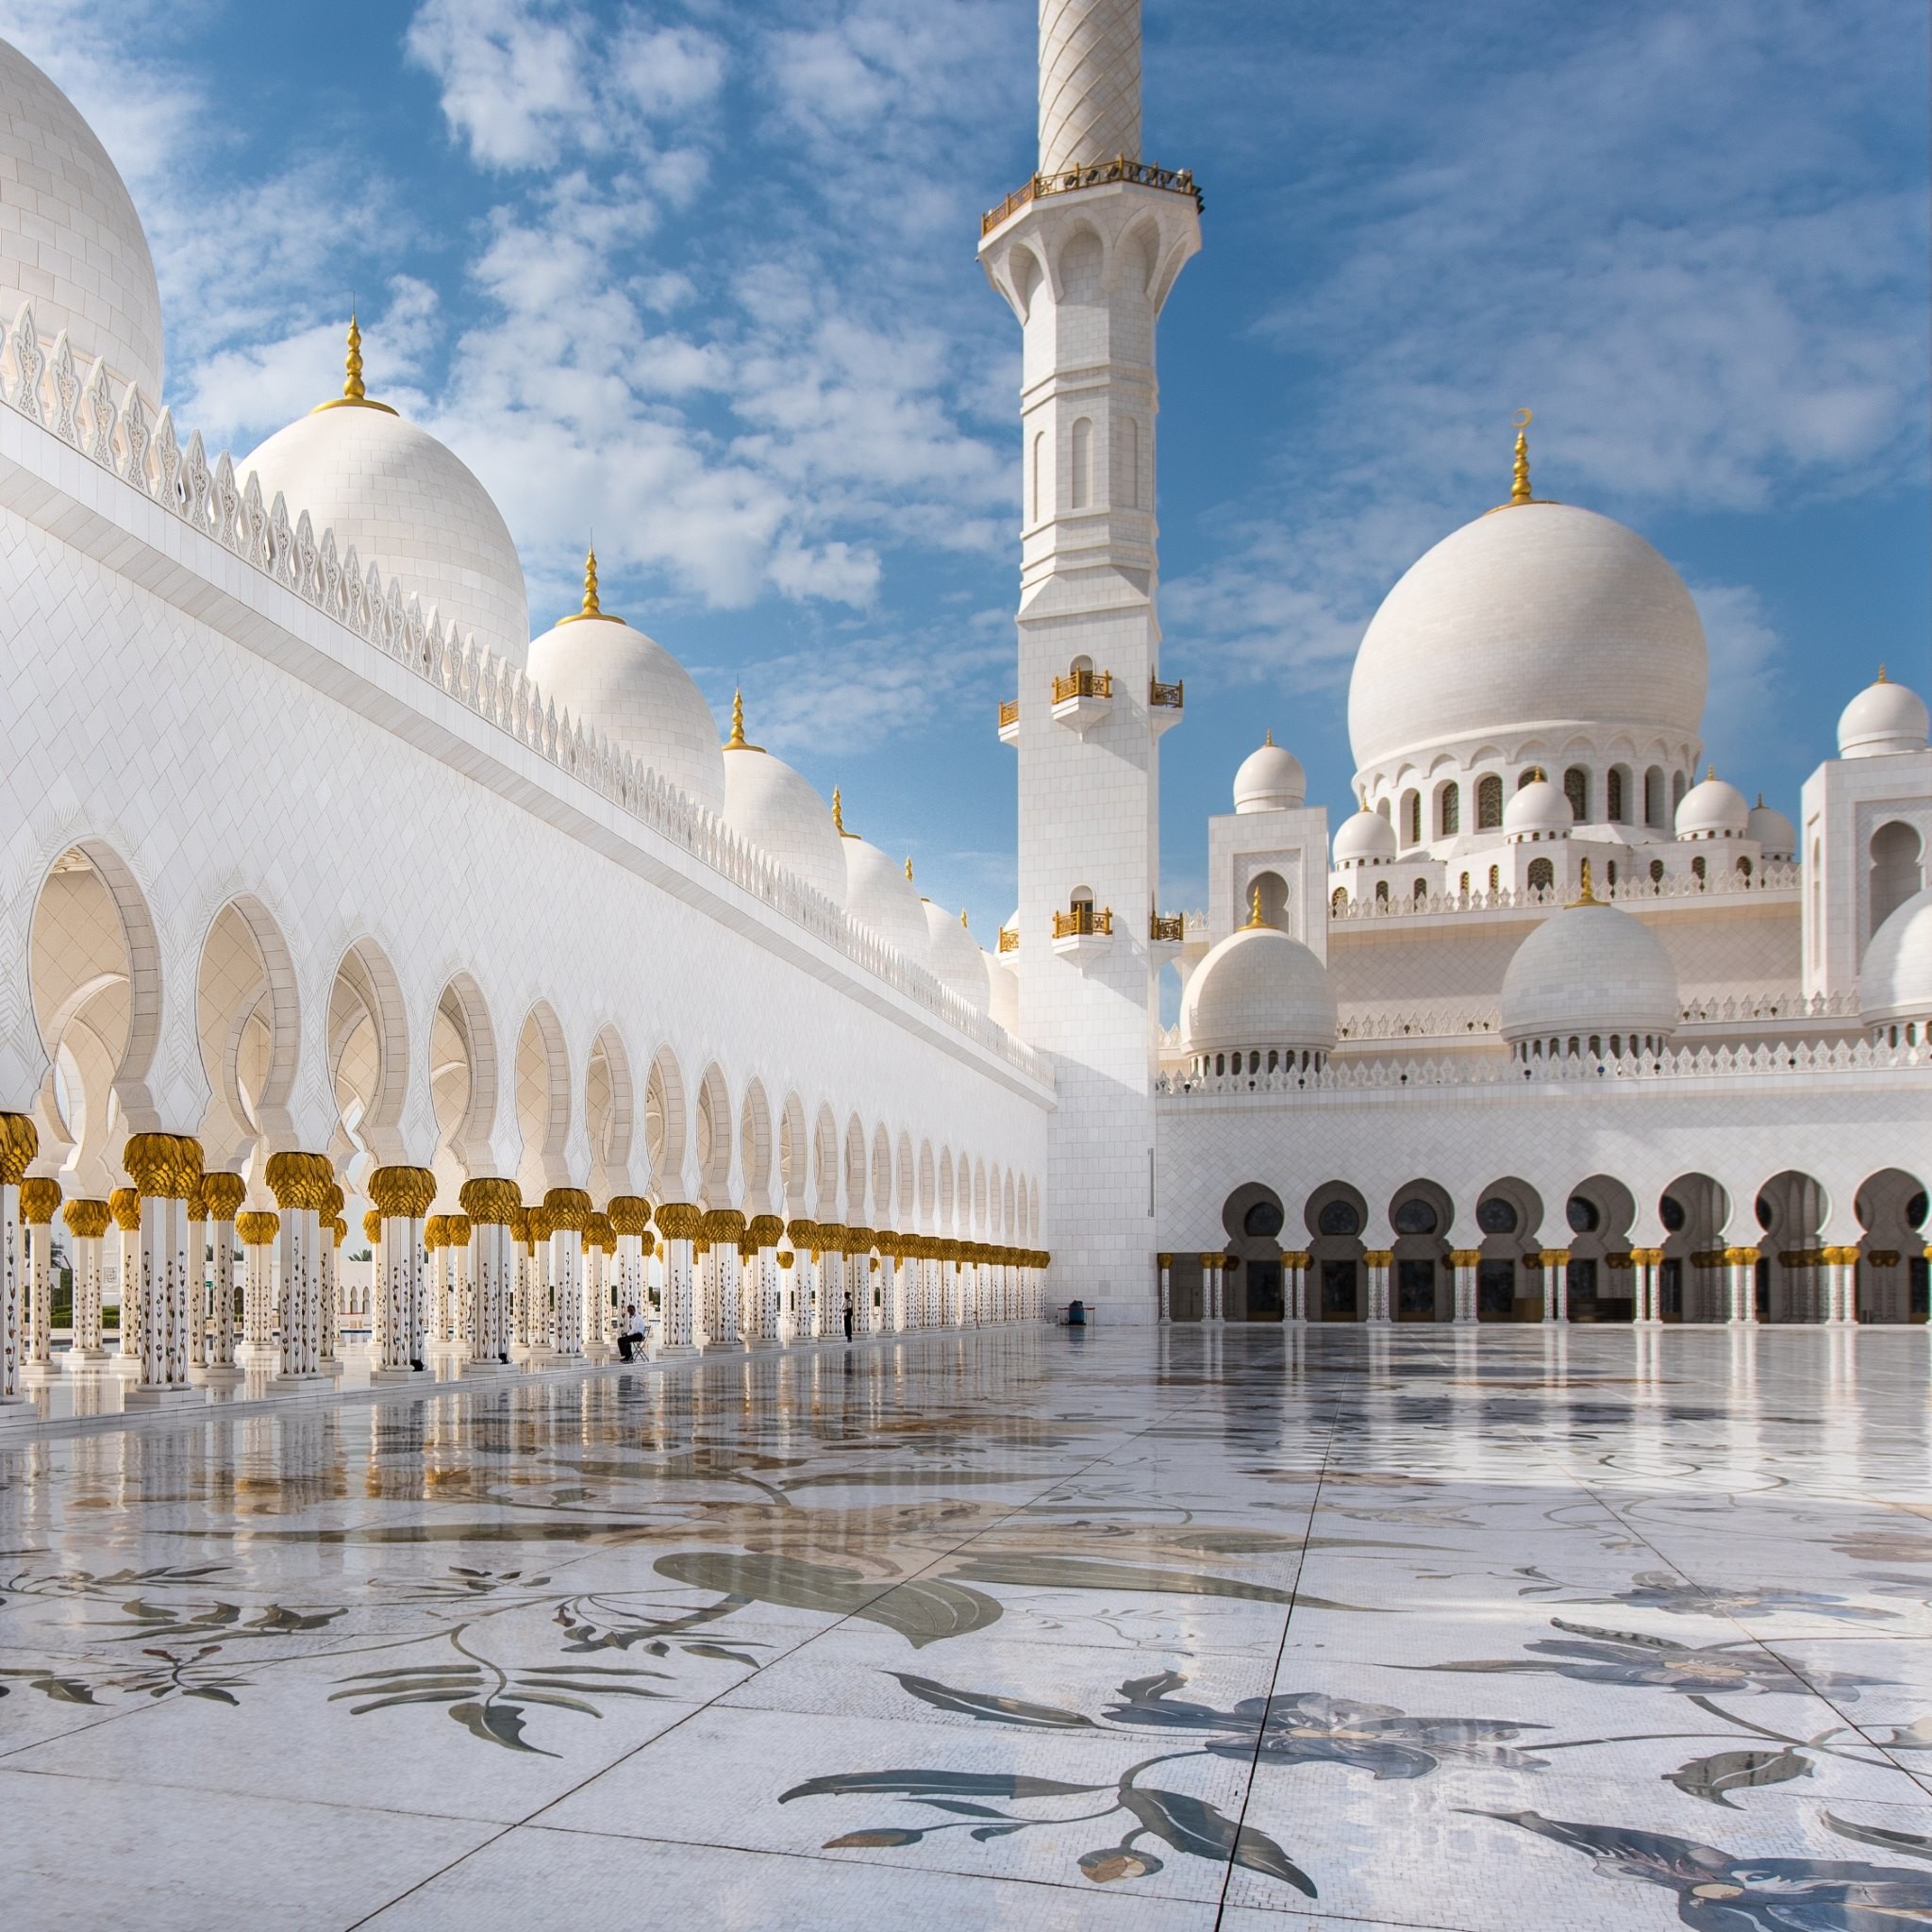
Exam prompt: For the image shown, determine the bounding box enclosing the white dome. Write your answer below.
[923,901,991,1013]
[1861,886,1932,1027]
[243,370,530,668]
[841,827,931,967]
[720,703,843,906]
[525,581,724,816]
[1746,796,1796,860]
[1348,501,1707,777]
[1500,900,1680,1044]
[1838,674,1929,759]
[0,39,164,401]
[1504,777,1573,839]
[1181,923,1337,1058]
[1334,807,1397,866]
[1675,772,1749,840]
[1233,735,1306,813]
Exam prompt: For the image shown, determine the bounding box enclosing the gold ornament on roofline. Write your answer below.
[724,689,763,752]
[1486,408,1557,513]
[557,546,619,625]
[312,313,398,417]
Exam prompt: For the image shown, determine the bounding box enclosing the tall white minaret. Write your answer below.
[980,0,1200,1321]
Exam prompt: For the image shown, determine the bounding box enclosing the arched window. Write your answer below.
[1737,856,1753,879]
[1376,798,1391,823]
[1458,871,1470,896]
[1607,766,1627,823]
[1644,766,1665,826]
[1650,858,1666,885]
[1518,767,1542,791]
[1374,879,1389,905]
[1439,783,1460,836]
[1563,765,1590,823]
[1488,864,1500,891]
[1527,857,1555,893]
[1476,775,1503,829]
[1606,859,1618,891]
[1404,791,1422,845]
[1870,820,1924,935]
[1673,771,1688,809]
[1116,415,1141,509]
[1690,855,1707,883]
[1412,878,1428,904]
[1317,1200,1361,1237]
[1030,432,1044,523]
[1070,417,1092,509]
[1331,886,1347,915]
[1243,1199,1285,1238]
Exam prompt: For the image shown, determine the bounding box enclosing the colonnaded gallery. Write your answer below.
[0,0,1927,1415]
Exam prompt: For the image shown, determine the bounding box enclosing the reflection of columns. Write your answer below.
[543,1187,591,1362]
[20,1176,60,1375]
[1540,1248,1570,1324]
[124,1132,202,1404]
[458,1178,521,1371]
[237,1212,279,1360]
[265,1151,331,1383]
[0,1113,32,1402]
[1627,1248,1661,1325]
[1823,1245,1857,1325]
[1448,1249,1479,1325]
[705,1209,747,1349]
[61,1196,111,1367]
[1197,1254,1221,1324]
[1364,1249,1392,1325]
[746,1216,785,1346]
[110,1186,142,1373]
[1156,1252,1172,1324]
[1282,1249,1310,1324]
[1724,1244,1760,1325]
[654,1204,703,1356]
[201,1174,245,1374]
[370,1166,439,1376]
[610,1198,651,1344]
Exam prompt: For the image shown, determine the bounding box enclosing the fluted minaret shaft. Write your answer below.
[1039,0,1141,174]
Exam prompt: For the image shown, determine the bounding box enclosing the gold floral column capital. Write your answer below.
[236,1210,281,1247]
[543,1186,592,1231]
[607,1195,651,1237]
[19,1176,61,1224]
[458,1177,522,1226]
[62,1197,111,1241]
[0,1111,39,1184]
[201,1172,246,1223]
[654,1202,705,1243]
[369,1165,438,1220]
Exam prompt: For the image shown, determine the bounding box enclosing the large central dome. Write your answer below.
[1347,501,1707,779]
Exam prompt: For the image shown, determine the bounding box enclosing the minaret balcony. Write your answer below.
[997,697,1020,745]
[1051,668,1112,736]
[1051,903,1114,963]
[1149,676,1184,738]
[1150,910,1184,956]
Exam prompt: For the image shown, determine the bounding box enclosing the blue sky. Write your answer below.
[10,0,1927,937]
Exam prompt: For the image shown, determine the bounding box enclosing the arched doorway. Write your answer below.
[1389,1180,1452,1321]
[1304,1182,1367,1322]
[1221,1183,1286,1321]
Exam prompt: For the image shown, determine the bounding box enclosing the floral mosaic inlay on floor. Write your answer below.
[3,1324,1931,1929]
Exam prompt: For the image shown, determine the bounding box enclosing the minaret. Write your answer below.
[979,0,1201,1322]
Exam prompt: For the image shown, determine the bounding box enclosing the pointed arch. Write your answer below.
[430,974,497,1190]
[739,1076,774,1216]
[843,1113,868,1222]
[694,1061,732,1208]
[585,1024,636,1201]
[513,1001,572,1196]
[778,1090,808,1215]
[329,939,408,1178]
[195,894,301,1174]
[812,1103,841,1217]
[871,1123,893,1226]
[644,1046,688,1199]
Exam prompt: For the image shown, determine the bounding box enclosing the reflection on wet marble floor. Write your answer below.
[4,1324,1932,1930]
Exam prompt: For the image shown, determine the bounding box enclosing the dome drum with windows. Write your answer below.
[1180,889,1337,1079]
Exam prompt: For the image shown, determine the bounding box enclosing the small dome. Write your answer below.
[1504,777,1573,840]
[1838,673,1929,759]
[0,39,164,400]
[1746,795,1796,861]
[1674,771,1749,840]
[923,901,991,1012]
[1862,887,1932,1028]
[720,695,843,905]
[1501,899,1680,1045]
[1233,734,1306,813]
[525,558,724,815]
[1334,806,1397,866]
[1181,922,1337,1058]
[243,329,529,666]
[840,813,931,967]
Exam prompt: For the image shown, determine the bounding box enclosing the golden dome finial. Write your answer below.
[959,908,970,928]
[904,856,914,883]
[1245,884,1267,929]
[1571,856,1598,907]
[724,688,761,751]
[1510,408,1533,506]
[831,787,848,836]
[1264,727,1274,746]
[558,545,614,625]
[344,311,365,402]
[1707,765,1716,783]
[1878,663,1889,683]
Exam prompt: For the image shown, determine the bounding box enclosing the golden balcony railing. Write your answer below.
[1149,677,1184,709]
[983,158,1204,237]
[996,925,1019,954]
[1052,905,1113,941]
[1150,911,1184,943]
[1052,668,1112,705]
[997,697,1019,729]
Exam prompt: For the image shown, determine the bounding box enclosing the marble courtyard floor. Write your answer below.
[3,1326,1932,1929]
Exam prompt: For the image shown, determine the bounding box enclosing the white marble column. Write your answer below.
[370,1166,438,1378]
[61,1197,110,1369]
[19,1177,60,1379]
[0,1114,34,1404]
[110,1186,142,1375]
[1541,1248,1570,1324]
[238,1211,279,1363]
[124,1133,200,1407]
[458,1179,521,1373]
[1363,1251,1391,1326]
[1726,1244,1760,1325]
[654,1205,702,1356]
[1283,1250,1309,1325]
[200,1174,244,1376]
[266,1152,329,1384]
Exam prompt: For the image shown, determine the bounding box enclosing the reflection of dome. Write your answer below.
[1838,672,1929,759]
[525,555,724,814]
[1861,886,1932,1031]
[1334,807,1396,867]
[837,800,931,967]
[1675,771,1749,840]
[243,325,529,665]
[1181,919,1336,1061]
[1233,733,1305,813]
[1504,777,1572,841]
[1348,497,1707,776]
[719,694,843,905]
[1746,795,1796,861]
[1501,898,1680,1049]
[923,901,991,1012]
[0,39,164,399]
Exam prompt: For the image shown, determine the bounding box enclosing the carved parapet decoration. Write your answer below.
[747,1214,786,1249]
[369,1165,438,1220]
[607,1196,651,1238]
[126,1131,202,1199]
[236,1210,280,1248]
[459,1177,522,1226]
[62,1197,111,1241]
[19,1176,61,1225]
[264,1150,332,1212]
[543,1186,591,1231]
[0,1111,39,1184]
[654,1203,705,1243]
[202,1172,246,1223]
